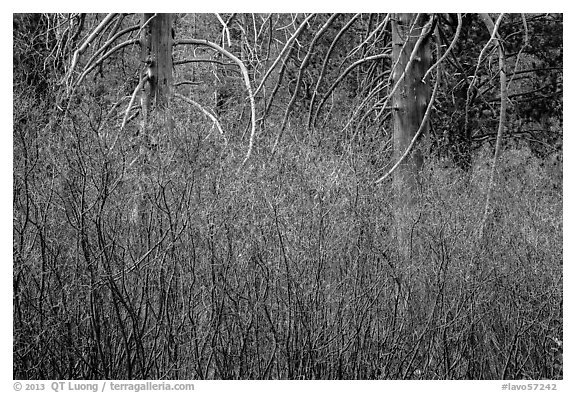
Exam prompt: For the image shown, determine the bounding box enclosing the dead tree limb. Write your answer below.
[271,14,339,156]
[506,14,529,91]
[120,75,148,132]
[423,13,461,81]
[337,78,389,134]
[261,15,316,119]
[215,13,232,47]
[464,13,505,137]
[478,13,508,239]
[67,13,117,84]
[307,13,361,130]
[174,58,236,67]
[313,52,391,127]
[176,38,256,166]
[81,25,140,76]
[348,14,391,59]
[75,38,140,86]
[254,13,316,97]
[174,93,227,144]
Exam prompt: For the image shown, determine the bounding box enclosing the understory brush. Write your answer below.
[13,117,562,379]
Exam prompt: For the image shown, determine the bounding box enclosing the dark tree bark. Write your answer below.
[391,13,433,257]
[133,13,174,226]
[140,13,173,127]
[391,13,432,201]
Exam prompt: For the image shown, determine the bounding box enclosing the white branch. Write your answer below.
[272,13,339,156]
[308,13,361,129]
[68,13,117,82]
[468,13,505,91]
[423,13,462,81]
[349,14,391,58]
[215,13,232,47]
[315,52,391,121]
[121,75,148,132]
[174,93,227,144]
[176,38,255,164]
[75,38,140,87]
[464,13,505,134]
[137,13,157,36]
[82,25,139,73]
[254,13,316,96]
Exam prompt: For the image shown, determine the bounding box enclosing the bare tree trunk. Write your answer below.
[133,13,173,227]
[478,13,507,240]
[391,13,432,258]
[140,13,173,130]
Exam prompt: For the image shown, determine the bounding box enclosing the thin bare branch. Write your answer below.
[272,13,339,156]
[254,13,316,96]
[308,13,361,129]
[464,13,505,135]
[176,38,256,166]
[68,13,117,83]
[120,75,148,132]
[337,78,389,135]
[478,13,508,239]
[173,80,202,87]
[215,13,232,47]
[507,14,530,90]
[314,52,391,126]
[174,57,236,67]
[137,13,157,36]
[81,25,140,77]
[75,38,140,86]
[349,14,391,59]
[175,93,227,144]
[423,13,462,81]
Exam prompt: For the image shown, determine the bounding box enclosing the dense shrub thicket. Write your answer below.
[14,13,562,380]
[14,105,562,378]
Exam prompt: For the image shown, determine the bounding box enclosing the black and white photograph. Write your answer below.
[12,7,565,388]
